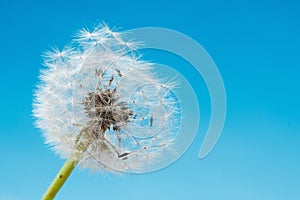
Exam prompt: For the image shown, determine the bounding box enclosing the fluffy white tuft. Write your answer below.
[33,24,181,173]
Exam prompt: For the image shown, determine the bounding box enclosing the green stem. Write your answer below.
[42,158,77,200]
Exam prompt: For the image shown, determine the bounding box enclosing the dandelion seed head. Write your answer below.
[33,24,182,173]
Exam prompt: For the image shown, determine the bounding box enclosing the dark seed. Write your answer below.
[150,115,153,126]
[118,152,130,158]
[116,69,122,77]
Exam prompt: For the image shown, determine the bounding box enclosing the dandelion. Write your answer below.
[33,24,181,199]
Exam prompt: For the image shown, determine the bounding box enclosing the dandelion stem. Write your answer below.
[42,158,77,200]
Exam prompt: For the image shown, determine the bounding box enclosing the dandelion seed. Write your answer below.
[33,24,181,199]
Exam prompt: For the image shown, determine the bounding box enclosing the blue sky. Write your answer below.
[0,0,299,199]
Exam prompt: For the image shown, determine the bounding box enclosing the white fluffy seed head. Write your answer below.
[33,24,182,173]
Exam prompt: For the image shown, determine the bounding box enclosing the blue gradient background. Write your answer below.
[0,0,299,199]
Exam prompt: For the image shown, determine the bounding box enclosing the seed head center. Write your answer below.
[83,88,133,133]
